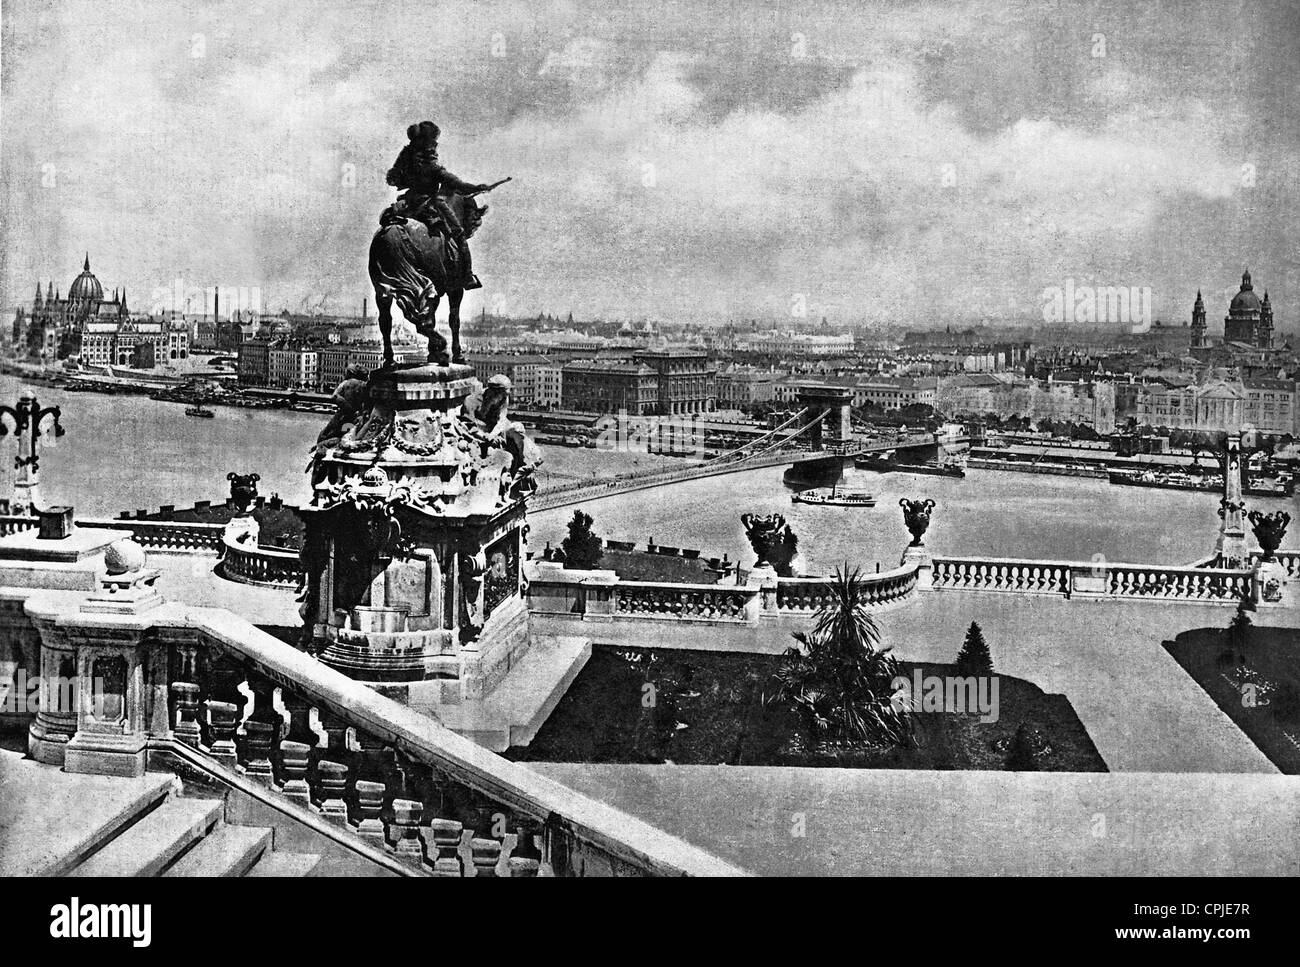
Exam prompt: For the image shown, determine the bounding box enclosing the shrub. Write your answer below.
[561,510,603,570]
[768,565,912,747]
[1004,723,1039,771]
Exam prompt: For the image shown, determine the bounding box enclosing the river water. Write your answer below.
[4,373,1292,573]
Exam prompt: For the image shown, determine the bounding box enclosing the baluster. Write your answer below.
[242,720,276,784]
[470,837,502,878]
[508,817,543,877]
[390,798,426,868]
[427,818,464,876]
[207,653,249,720]
[313,760,351,826]
[247,676,282,734]
[317,708,352,764]
[353,731,392,810]
[204,700,240,769]
[171,682,203,748]
[353,780,387,841]
[279,740,313,804]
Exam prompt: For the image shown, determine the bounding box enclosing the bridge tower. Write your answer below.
[797,386,853,451]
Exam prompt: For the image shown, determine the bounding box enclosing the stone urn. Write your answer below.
[1247,509,1290,561]
[899,498,936,547]
[228,471,260,514]
[740,512,798,577]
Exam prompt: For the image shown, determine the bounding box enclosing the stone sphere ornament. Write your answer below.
[104,539,146,575]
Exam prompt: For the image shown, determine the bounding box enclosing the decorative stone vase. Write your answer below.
[899,498,936,547]
[1247,509,1290,561]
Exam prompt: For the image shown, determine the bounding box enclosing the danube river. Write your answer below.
[3,373,1292,572]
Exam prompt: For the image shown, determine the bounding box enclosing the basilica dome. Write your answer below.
[68,253,103,302]
[1229,270,1260,313]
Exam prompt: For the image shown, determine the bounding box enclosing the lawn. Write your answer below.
[507,645,1107,772]
[1164,623,1300,774]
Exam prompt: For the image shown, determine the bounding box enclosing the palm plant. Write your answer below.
[769,565,913,747]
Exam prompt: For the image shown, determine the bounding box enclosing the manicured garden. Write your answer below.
[509,593,1106,772]
[1165,619,1300,773]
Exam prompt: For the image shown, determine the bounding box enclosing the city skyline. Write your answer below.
[2,0,1299,328]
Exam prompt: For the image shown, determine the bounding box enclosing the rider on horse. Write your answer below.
[385,120,488,290]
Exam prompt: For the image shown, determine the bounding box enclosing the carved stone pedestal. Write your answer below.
[302,364,539,699]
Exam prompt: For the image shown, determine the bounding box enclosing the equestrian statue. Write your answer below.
[370,120,509,367]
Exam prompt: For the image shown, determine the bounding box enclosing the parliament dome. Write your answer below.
[68,254,103,303]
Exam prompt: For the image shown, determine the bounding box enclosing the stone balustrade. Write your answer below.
[221,530,303,589]
[931,555,1255,604]
[775,566,919,613]
[527,561,923,623]
[614,580,755,622]
[17,591,745,877]
[0,515,39,537]
[1250,550,1300,580]
[78,517,226,554]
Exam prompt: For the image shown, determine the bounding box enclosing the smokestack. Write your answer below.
[363,297,367,321]
[214,285,220,322]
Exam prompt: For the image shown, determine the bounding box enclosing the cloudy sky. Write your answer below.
[2,0,1298,329]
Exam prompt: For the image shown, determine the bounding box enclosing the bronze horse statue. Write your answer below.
[368,185,501,368]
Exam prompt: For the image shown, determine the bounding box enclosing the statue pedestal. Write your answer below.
[746,564,779,615]
[303,364,537,702]
[901,544,933,589]
[1254,559,1295,609]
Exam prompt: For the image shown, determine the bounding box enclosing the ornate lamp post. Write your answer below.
[0,391,65,515]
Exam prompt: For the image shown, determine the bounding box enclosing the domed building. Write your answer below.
[67,254,105,303]
[1222,269,1274,348]
[19,254,188,367]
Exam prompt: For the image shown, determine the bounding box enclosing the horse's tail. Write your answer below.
[369,224,442,323]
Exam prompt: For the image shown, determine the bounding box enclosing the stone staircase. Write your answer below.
[0,747,396,877]
[67,793,321,878]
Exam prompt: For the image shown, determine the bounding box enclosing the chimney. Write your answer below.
[214,285,220,322]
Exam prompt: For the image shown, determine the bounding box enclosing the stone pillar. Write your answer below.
[901,545,934,589]
[26,614,77,765]
[747,563,779,615]
[1215,433,1248,567]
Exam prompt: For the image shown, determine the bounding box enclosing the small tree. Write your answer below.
[956,621,993,676]
[1004,723,1038,771]
[561,510,603,570]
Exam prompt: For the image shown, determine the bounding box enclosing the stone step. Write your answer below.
[163,823,271,877]
[244,850,322,878]
[0,750,178,876]
[68,797,223,878]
